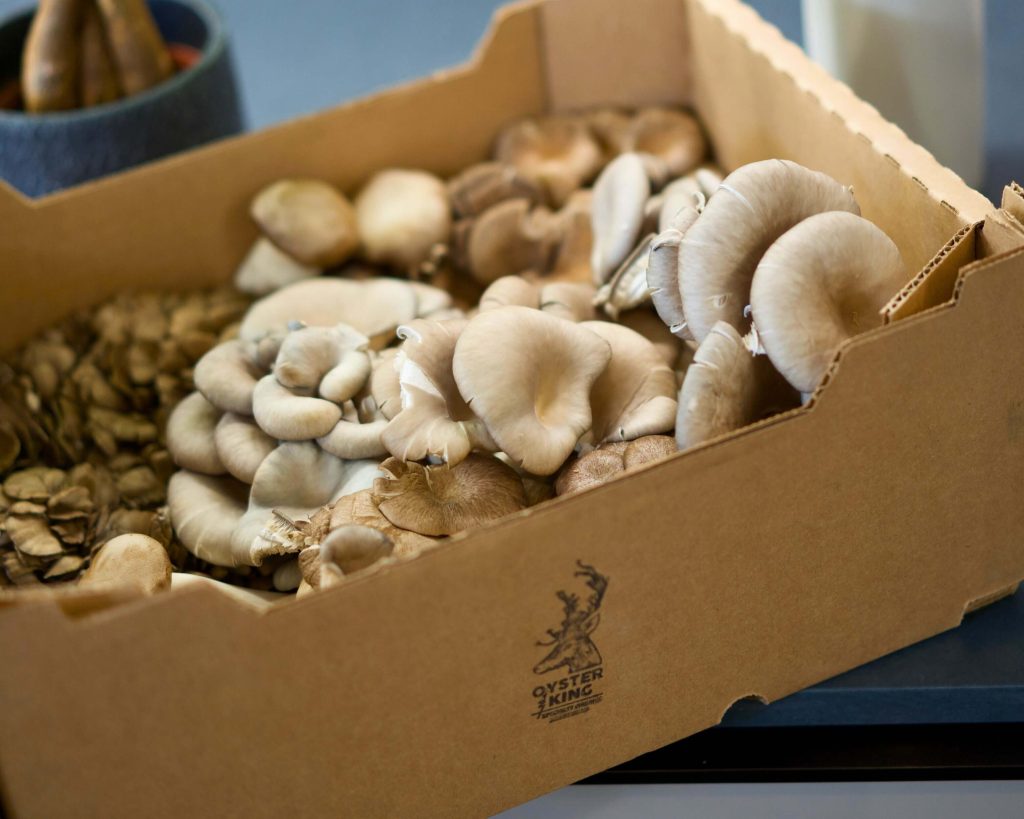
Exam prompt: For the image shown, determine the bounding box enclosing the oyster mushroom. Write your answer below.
[374,455,527,537]
[464,199,559,284]
[547,189,594,283]
[316,398,389,460]
[235,442,382,565]
[234,237,320,296]
[167,472,249,567]
[369,348,402,420]
[193,340,263,416]
[595,234,655,319]
[590,152,650,285]
[676,322,798,450]
[165,391,225,476]
[273,323,371,404]
[354,169,452,272]
[620,108,707,177]
[238,278,431,348]
[750,211,905,393]
[679,159,860,342]
[302,525,397,591]
[648,202,702,339]
[657,166,722,231]
[252,375,341,441]
[494,115,603,206]
[579,321,677,443]
[381,319,495,464]
[478,276,540,311]
[329,488,436,557]
[80,533,171,595]
[555,435,676,495]
[538,281,597,322]
[447,162,544,219]
[251,179,359,267]
[452,307,612,475]
[214,413,276,484]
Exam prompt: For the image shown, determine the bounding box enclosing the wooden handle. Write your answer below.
[21,0,83,112]
[79,0,121,106]
[94,0,173,96]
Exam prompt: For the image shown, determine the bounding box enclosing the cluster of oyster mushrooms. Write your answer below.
[2,106,912,601]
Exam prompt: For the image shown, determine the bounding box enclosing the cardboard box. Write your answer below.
[1,0,1022,815]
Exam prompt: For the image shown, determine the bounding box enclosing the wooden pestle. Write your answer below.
[21,0,83,112]
[79,0,121,106]
[94,0,173,96]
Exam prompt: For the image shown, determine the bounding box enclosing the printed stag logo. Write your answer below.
[534,561,609,675]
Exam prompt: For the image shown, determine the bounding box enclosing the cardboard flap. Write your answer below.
[540,0,693,110]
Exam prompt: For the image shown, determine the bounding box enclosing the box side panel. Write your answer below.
[2,240,1023,817]
[540,0,693,111]
[688,0,991,274]
[0,5,546,355]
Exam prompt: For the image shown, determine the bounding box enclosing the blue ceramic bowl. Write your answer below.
[0,0,244,197]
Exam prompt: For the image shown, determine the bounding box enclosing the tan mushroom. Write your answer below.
[479,276,541,311]
[679,159,860,342]
[273,323,371,403]
[447,161,544,218]
[595,234,654,319]
[236,442,382,564]
[165,391,225,475]
[234,237,320,296]
[251,375,341,441]
[251,179,359,267]
[554,435,676,495]
[538,281,597,322]
[676,322,799,449]
[381,319,495,464]
[585,108,632,163]
[620,108,707,177]
[316,397,389,460]
[618,308,684,368]
[374,455,526,537]
[354,169,452,272]
[647,202,702,339]
[214,413,276,484]
[238,278,424,347]
[590,152,650,285]
[80,533,171,595]
[463,198,559,285]
[167,471,249,567]
[750,211,905,393]
[193,340,263,416]
[657,166,722,232]
[329,488,437,558]
[547,188,594,283]
[494,115,603,206]
[579,321,677,443]
[369,348,402,420]
[452,306,611,475]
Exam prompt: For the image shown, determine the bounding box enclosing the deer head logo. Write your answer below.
[534,561,609,675]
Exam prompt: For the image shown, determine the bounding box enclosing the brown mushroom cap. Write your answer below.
[676,321,798,449]
[452,306,612,475]
[464,198,559,284]
[624,108,707,177]
[322,524,395,576]
[250,179,359,267]
[447,161,545,218]
[374,455,527,537]
[494,115,603,206]
[750,211,905,393]
[354,169,452,271]
[679,159,860,341]
[580,321,678,443]
[80,533,171,595]
[554,447,625,496]
[329,488,437,558]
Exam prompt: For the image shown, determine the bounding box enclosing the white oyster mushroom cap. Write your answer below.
[479,275,541,311]
[539,281,597,322]
[354,169,452,272]
[239,278,421,346]
[590,152,650,285]
[193,339,263,416]
[679,159,860,342]
[232,442,382,564]
[167,471,249,567]
[316,399,389,459]
[214,413,277,484]
[647,203,701,339]
[273,323,371,403]
[252,375,342,440]
[750,211,905,393]
[381,318,496,465]
[407,280,454,318]
[234,237,320,296]
[250,179,359,268]
[579,321,678,443]
[452,306,612,475]
[676,321,798,449]
[165,391,225,475]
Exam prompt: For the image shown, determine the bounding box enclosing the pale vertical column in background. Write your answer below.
[802,0,985,189]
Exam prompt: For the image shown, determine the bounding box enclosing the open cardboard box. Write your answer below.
[2,0,1023,815]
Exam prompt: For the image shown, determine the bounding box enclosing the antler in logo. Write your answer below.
[534,561,609,675]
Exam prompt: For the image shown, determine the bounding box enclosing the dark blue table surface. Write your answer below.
[0,0,1019,730]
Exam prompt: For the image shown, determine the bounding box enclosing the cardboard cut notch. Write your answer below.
[883,224,977,323]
